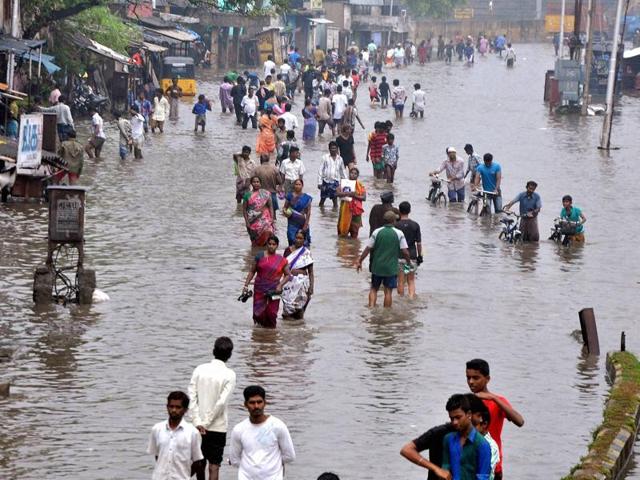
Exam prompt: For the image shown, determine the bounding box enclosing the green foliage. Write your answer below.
[64,6,141,54]
[405,0,467,18]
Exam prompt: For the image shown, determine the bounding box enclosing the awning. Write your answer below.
[307,18,334,24]
[142,41,168,53]
[0,35,46,55]
[624,46,640,59]
[70,33,131,66]
[145,28,198,42]
[20,52,60,73]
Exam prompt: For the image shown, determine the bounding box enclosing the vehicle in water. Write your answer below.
[549,217,580,246]
[161,56,196,96]
[426,174,448,205]
[499,211,522,244]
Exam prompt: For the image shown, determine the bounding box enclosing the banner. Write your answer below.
[17,113,43,169]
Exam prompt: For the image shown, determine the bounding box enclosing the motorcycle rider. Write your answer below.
[85,107,106,159]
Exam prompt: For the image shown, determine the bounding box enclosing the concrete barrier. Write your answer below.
[563,351,640,480]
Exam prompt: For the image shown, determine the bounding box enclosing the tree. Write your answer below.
[404,0,467,18]
[22,0,292,38]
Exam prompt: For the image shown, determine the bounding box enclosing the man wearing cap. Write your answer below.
[429,147,466,202]
[357,210,411,308]
[368,192,400,236]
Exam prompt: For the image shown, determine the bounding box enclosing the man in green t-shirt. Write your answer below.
[357,210,410,307]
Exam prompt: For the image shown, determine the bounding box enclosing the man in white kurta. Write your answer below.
[229,386,295,480]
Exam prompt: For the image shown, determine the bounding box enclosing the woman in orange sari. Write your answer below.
[256,107,277,161]
[336,167,367,238]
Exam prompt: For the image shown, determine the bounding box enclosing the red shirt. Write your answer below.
[368,131,387,159]
[483,394,511,474]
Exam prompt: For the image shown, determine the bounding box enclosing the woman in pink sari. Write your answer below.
[242,235,290,328]
[242,176,275,246]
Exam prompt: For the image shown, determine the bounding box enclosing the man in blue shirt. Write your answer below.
[503,180,542,241]
[442,394,491,480]
[474,153,502,214]
[495,34,506,57]
[288,47,301,68]
[560,194,587,242]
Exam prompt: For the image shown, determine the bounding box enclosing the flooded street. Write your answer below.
[1,43,639,479]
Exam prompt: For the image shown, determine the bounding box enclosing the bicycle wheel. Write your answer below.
[467,199,476,213]
[498,231,505,240]
[427,187,434,202]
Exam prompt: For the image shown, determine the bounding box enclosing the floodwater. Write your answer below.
[1,44,639,479]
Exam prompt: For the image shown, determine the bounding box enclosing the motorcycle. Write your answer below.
[70,82,108,115]
[0,157,16,202]
[549,217,580,246]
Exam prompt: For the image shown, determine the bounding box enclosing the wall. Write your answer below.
[412,19,547,42]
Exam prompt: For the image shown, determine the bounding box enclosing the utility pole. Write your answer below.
[599,0,624,149]
[581,0,595,115]
[387,0,395,46]
[559,0,567,58]
[7,0,20,90]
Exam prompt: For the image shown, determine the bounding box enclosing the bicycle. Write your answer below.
[498,211,522,244]
[467,188,495,216]
[426,174,448,205]
[549,218,580,246]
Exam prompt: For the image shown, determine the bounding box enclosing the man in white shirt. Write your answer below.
[241,87,259,129]
[279,59,292,78]
[263,55,276,79]
[229,385,295,480]
[85,107,106,159]
[189,337,236,480]
[39,95,74,141]
[148,391,204,480]
[278,103,298,131]
[317,141,348,208]
[331,85,348,125]
[129,105,145,159]
[411,83,426,118]
[279,146,305,193]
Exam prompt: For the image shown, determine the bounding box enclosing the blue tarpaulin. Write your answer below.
[20,52,60,73]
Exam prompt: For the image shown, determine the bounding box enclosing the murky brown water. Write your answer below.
[1,44,639,479]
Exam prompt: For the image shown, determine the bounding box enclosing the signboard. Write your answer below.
[309,0,323,9]
[454,8,474,20]
[17,113,43,169]
[48,187,86,243]
[545,14,575,33]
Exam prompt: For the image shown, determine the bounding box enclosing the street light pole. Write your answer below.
[599,0,624,149]
[559,0,566,58]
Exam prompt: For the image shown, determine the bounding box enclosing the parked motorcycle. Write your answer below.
[70,82,108,115]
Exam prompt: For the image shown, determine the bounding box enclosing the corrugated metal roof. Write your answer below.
[349,0,384,5]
